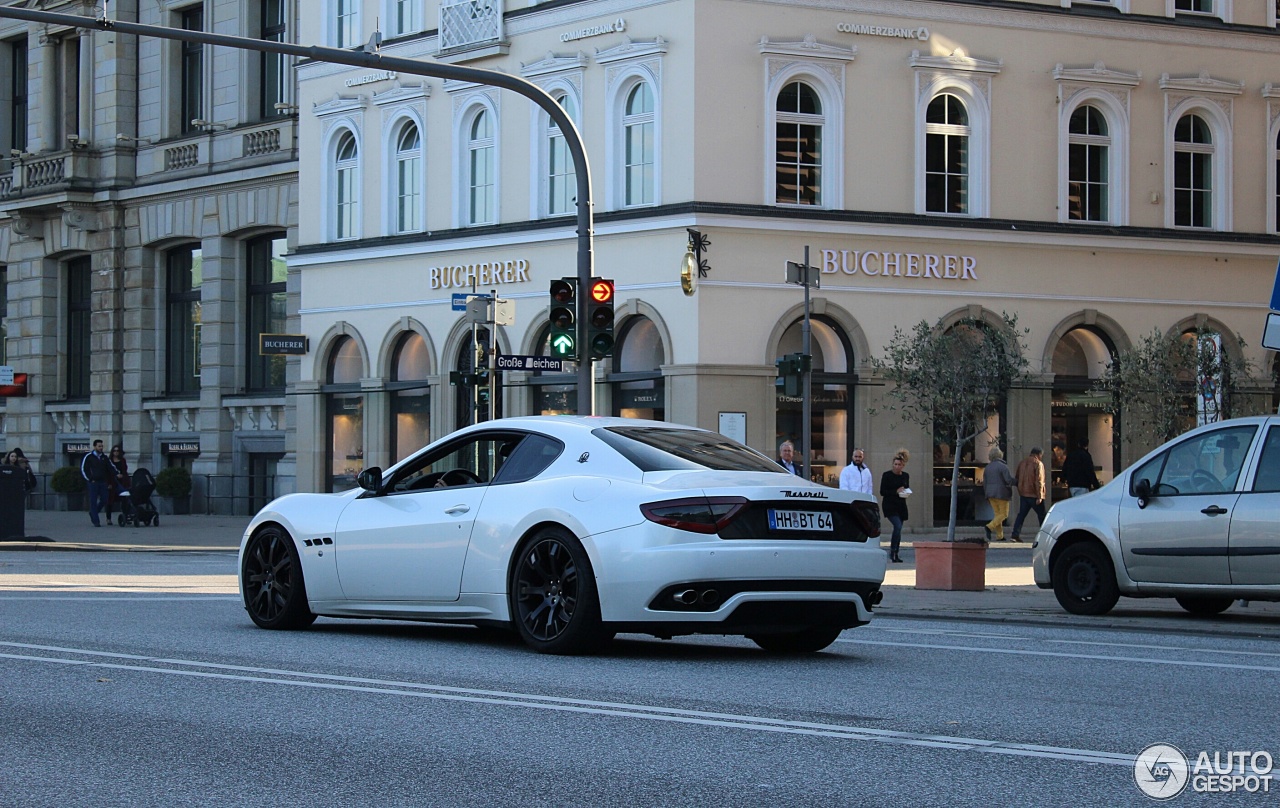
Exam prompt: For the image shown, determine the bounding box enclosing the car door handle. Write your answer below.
[444,505,470,515]
[1200,505,1228,516]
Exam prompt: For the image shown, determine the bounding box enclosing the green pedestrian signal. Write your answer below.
[549,277,578,361]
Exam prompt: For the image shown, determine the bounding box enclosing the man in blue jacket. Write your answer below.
[81,439,111,527]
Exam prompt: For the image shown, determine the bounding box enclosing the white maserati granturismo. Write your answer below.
[239,417,886,654]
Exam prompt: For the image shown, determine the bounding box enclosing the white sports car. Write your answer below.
[239,416,886,654]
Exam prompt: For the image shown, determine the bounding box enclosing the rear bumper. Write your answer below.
[589,533,886,628]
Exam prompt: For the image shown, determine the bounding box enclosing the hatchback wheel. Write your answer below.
[242,526,316,630]
[1175,596,1235,617]
[509,528,611,655]
[1052,542,1120,616]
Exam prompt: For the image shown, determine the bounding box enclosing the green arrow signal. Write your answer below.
[551,334,576,356]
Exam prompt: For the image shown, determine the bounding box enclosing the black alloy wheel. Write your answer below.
[749,627,843,654]
[1175,595,1235,617]
[1051,542,1120,616]
[509,528,611,655]
[242,526,317,630]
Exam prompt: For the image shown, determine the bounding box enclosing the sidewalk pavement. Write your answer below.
[3,510,1279,639]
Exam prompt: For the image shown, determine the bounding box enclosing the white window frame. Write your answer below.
[911,51,1000,219]
[1266,86,1280,234]
[326,124,362,241]
[386,114,425,235]
[385,0,422,38]
[329,0,361,48]
[452,94,499,228]
[620,79,656,209]
[1161,75,1240,231]
[521,55,587,221]
[542,86,580,218]
[1060,0,1130,11]
[1167,0,1231,22]
[1054,66,1137,227]
[599,40,667,212]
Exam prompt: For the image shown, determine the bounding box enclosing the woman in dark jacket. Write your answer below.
[4,448,38,493]
[879,448,911,563]
[105,445,131,524]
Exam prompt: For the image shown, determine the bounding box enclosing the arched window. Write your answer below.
[1068,105,1110,222]
[334,130,359,239]
[1173,113,1213,228]
[925,94,969,214]
[1050,325,1119,498]
[390,332,430,462]
[774,316,854,486]
[610,317,665,421]
[467,109,495,225]
[623,81,655,207]
[547,91,578,217]
[775,80,823,206]
[325,336,364,491]
[394,122,422,234]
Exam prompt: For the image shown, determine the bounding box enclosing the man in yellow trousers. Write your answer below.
[983,447,1016,542]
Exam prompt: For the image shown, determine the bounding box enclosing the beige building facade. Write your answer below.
[290,0,1280,528]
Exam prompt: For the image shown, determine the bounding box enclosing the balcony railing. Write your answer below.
[439,0,502,52]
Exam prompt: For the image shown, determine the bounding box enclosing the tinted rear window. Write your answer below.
[594,426,783,473]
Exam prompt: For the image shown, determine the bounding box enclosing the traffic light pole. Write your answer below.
[0,4,598,415]
[801,246,813,483]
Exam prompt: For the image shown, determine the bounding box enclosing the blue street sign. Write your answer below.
[451,292,489,312]
[495,354,564,372]
[1270,257,1280,312]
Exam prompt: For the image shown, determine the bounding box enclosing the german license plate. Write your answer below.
[767,509,833,531]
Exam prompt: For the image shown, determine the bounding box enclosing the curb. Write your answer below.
[0,541,238,553]
[874,608,1280,641]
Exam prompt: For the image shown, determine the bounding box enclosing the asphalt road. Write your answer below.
[2,552,1277,806]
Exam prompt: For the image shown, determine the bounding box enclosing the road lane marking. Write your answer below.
[872,626,1280,660]
[839,637,1280,673]
[0,596,238,601]
[0,640,1133,768]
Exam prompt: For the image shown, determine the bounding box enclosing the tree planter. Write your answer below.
[914,540,988,591]
[56,492,86,513]
[157,495,191,515]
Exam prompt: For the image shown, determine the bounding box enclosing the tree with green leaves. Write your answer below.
[1092,327,1260,449]
[872,313,1032,542]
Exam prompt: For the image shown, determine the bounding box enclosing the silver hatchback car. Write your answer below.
[1033,416,1280,616]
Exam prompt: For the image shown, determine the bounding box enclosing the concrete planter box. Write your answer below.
[914,540,988,591]
[157,495,191,515]
[55,492,86,513]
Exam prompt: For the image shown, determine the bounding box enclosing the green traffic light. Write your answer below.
[551,334,576,357]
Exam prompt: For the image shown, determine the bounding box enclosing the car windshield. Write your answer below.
[594,426,783,473]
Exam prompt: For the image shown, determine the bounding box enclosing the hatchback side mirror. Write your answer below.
[357,467,383,493]
[1134,477,1151,509]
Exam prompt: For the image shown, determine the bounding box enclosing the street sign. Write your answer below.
[495,354,564,372]
[785,260,820,288]
[493,298,514,326]
[1270,257,1280,312]
[0,366,12,385]
[1263,312,1280,351]
[452,292,489,312]
[466,296,490,323]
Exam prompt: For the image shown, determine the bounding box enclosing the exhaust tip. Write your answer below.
[869,590,884,606]
[674,589,698,606]
[699,589,720,607]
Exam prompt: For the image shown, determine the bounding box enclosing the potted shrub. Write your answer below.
[50,466,87,512]
[154,467,192,515]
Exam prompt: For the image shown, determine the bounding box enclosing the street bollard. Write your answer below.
[0,465,26,540]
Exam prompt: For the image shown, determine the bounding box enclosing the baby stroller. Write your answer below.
[119,468,160,527]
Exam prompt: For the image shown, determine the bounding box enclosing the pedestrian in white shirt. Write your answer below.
[839,448,874,495]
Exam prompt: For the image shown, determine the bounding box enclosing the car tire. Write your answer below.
[749,628,843,654]
[509,528,612,655]
[242,525,317,630]
[1175,596,1235,617]
[1051,542,1120,616]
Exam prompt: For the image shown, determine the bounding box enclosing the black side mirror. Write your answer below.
[1134,477,1151,509]
[357,467,383,493]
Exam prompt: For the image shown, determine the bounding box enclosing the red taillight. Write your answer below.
[640,496,748,534]
[853,501,881,538]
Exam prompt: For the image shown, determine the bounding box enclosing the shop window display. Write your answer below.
[326,336,363,492]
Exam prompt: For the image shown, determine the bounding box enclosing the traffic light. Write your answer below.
[548,277,577,360]
[587,278,615,360]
